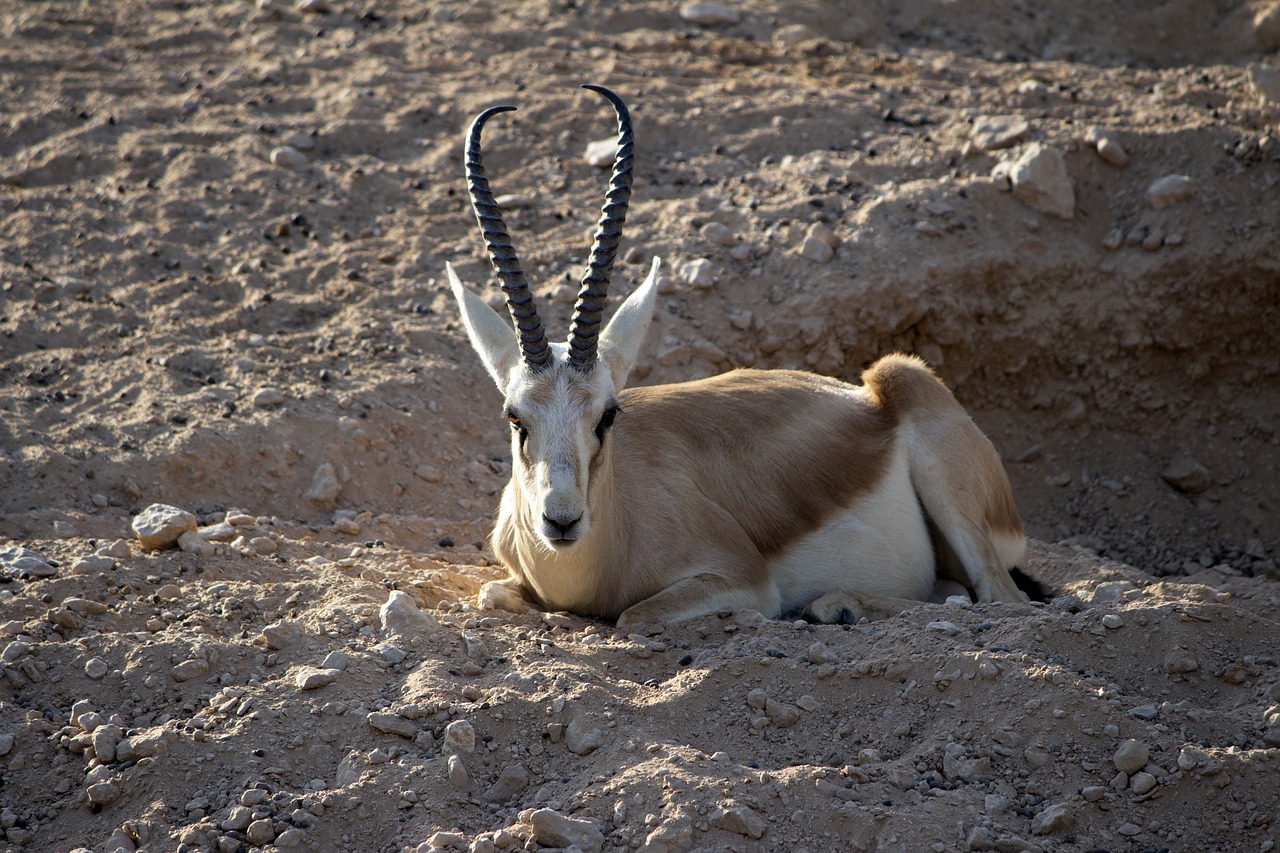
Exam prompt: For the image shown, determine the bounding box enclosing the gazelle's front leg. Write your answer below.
[617,572,779,630]
[802,588,932,624]
[477,576,537,614]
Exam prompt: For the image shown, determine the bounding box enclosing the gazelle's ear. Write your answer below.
[598,257,661,390]
[446,263,520,394]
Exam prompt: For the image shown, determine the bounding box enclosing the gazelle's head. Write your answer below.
[447,85,661,550]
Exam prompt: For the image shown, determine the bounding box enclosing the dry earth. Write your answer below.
[2,1,1280,852]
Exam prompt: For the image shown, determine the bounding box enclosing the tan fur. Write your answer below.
[481,357,1029,626]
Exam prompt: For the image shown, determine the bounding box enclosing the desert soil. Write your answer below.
[1,1,1279,852]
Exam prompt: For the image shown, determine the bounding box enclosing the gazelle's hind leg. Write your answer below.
[863,355,1028,604]
[803,588,931,624]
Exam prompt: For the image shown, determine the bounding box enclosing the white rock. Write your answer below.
[305,462,341,507]
[131,504,197,550]
[679,257,716,289]
[797,234,834,263]
[0,546,56,578]
[322,650,348,671]
[296,668,340,690]
[1146,174,1196,208]
[246,818,276,846]
[367,711,416,737]
[447,754,471,789]
[252,387,286,407]
[565,718,604,755]
[1130,771,1158,795]
[1031,802,1074,835]
[372,642,407,664]
[443,719,476,754]
[269,146,307,169]
[772,23,818,48]
[177,530,215,556]
[700,221,736,246]
[1249,63,1280,108]
[1113,739,1149,775]
[971,115,1030,151]
[379,590,438,636]
[284,131,315,151]
[679,2,740,26]
[1095,136,1128,166]
[86,781,120,806]
[529,808,605,853]
[584,138,617,168]
[262,620,302,649]
[1007,143,1074,219]
[712,804,767,839]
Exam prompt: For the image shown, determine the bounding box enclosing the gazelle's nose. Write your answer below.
[542,513,582,542]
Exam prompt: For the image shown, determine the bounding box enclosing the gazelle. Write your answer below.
[447,84,1031,628]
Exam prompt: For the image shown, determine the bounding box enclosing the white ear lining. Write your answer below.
[446,263,521,394]
[598,257,662,390]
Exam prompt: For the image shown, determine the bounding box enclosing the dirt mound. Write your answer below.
[1,1,1278,851]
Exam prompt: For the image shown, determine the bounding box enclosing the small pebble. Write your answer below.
[252,387,286,408]
[971,115,1030,151]
[1161,456,1212,494]
[1030,802,1074,835]
[296,668,340,691]
[764,698,799,728]
[246,818,276,846]
[379,590,438,635]
[85,658,109,680]
[797,234,834,263]
[367,712,416,738]
[679,1,740,26]
[1146,174,1196,208]
[1130,771,1158,795]
[565,718,604,755]
[447,754,471,789]
[1006,143,1074,219]
[131,504,197,550]
[680,257,716,288]
[177,530,215,556]
[583,138,617,168]
[269,146,307,169]
[1113,739,1150,774]
[700,221,736,247]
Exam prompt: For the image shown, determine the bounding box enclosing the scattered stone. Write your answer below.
[297,668,340,691]
[1161,457,1212,494]
[1085,126,1128,166]
[1249,63,1280,108]
[413,464,444,483]
[712,804,768,839]
[379,590,438,635]
[484,763,529,802]
[0,546,57,578]
[1130,771,1158,795]
[807,222,840,249]
[971,115,1030,151]
[1129,704,1159,720]
[928,621,961,635]
[1101,614,1124,629]
[322,650,348,671]
[246,818,276,846]
[1146,174,1196,208]
[71,554,115,575]
[269,146,307,169]
[86,781,120,806]
[764,698,799,728]
[131,504,198,550]
[305,462,342,508]
[565,718,604,755]
[1113,739,1150,775]
[1030,803,1074,835]
[700,221,736,247]
[447,754,471,789]
[679,2,740,26]
[367,712,416,738]
[275,828,306,848]
[1005,143,1074,219]
[443,719,476,755]
[1164,646,1199,673]
[373,642,407,664]
[85,658,109,680]
[679,257,716,289]
[262,620,302,649]
[773,23,818,48]
[222,806,253,831]
[584,138,617,168]
[642,815,693,852]
[177,530,216,556]
[173,658,210,682]
[529,808,605,853]
[0,733,14,756]
[746,689,768,710]
[798,234,834,263]
[966,826,995,851]
[1117,821,1143,837]
[252,387,286,407]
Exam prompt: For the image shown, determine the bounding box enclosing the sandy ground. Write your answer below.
[1,1,1279,851]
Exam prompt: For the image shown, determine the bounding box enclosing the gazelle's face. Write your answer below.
[502,356,621,548]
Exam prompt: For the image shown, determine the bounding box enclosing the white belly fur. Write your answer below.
[768,437,934,613]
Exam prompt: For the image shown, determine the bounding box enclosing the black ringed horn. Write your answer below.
[465,104,551,369]
[567,84,634,371]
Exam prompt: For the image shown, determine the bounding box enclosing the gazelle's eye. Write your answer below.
[594,404,619,443]
[507,412,528,444]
